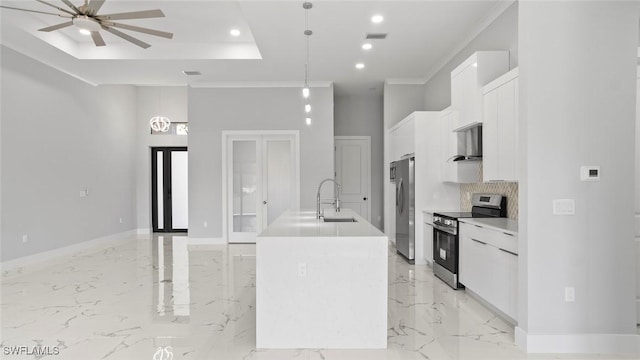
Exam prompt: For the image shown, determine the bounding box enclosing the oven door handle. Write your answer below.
[433,223,456,235]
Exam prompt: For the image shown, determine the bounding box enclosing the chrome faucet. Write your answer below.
[316,178,342,219]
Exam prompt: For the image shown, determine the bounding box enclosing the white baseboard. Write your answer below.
[187,237,226,245]
[2,230,138,278]
[137,228,151,235]
[515,327,640,355]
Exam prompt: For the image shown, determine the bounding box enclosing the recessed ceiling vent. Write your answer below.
[366,33,387,40]
[182,70,202,76]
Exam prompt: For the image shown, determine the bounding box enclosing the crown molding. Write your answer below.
[189,81,332,89]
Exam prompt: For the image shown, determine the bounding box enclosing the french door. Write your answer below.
[225,133,299,243]
[152,147,188,232]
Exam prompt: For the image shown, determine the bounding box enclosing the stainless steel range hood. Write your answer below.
[450,125,482,162]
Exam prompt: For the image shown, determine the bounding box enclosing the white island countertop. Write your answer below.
[459,217,518,235]
[258,209,386,238]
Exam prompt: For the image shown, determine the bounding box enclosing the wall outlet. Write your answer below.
[203,221,208,228]
[298,262,307,277]
[553,199,575,215]
[565,287,575,302]
[119,218,123,224]
[22,234,28,243]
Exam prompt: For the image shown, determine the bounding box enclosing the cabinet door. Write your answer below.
[483,89,499,181]
[460,233,489,293]
[505,248,518,320]
[498,79,517,181]
[490,246,511,316]
[451,64,477,129]
[423,223,434,265]
[440,112,454,182]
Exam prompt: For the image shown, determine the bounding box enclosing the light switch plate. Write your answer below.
[553,199,575,215]
[580,166,600,181]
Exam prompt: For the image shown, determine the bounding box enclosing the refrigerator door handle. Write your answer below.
[398,179,404,215]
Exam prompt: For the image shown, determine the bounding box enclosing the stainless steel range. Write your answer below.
[432,194,506,289]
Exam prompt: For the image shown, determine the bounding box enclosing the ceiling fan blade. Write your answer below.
[106,22,173,39]
[96,9,164,21]
[102,25,150,49]
[0,5,72,18]
[38,21,74,32]
[90,31,106,46]
[85,0,105,16]
[60,0,82,14]
[35,0,76,16]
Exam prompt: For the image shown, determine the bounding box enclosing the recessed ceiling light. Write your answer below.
[305,117,312,126]
[371,15,384,24]
[362,43,373,50]
[230,29,241,37]
[79,29,91,36]
[355,63,365,69]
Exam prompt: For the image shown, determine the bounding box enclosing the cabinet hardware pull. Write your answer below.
[499,248,518,256]
[503,232,514,236]
[471,238,487,245]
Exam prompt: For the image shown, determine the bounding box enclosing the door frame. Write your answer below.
[334,136,372,221]
[151,147,188,233]
[221,130,300,243]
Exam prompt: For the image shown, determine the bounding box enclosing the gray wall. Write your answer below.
[135,86,188,231]
[423,1,519,111]
[334,94,384,230]
[383,83,426,129]
[0,46,137,261]
[188,86,334,239]
[518,0,638,340]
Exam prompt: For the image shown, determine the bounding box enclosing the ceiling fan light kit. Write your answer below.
[0,0,173,48]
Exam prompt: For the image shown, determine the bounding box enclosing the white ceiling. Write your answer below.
[0,0,513,95]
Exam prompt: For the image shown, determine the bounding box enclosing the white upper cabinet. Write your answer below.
[482,68,519,182]
[389,116,416,161]
[451,51,510,131]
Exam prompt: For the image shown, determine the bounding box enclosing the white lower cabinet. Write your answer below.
[459,222,518,321]
[423,215,434,266]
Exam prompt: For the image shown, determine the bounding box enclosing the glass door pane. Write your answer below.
[232,141,258,235]
[156,151,164,230]
[171,151,189,229]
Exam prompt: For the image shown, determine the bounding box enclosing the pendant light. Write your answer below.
[302,2,313,125]
[149,87,171,133]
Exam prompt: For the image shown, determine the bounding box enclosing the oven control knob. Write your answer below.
[444,219,451,226]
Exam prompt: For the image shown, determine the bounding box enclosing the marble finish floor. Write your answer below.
[1,233,637,360]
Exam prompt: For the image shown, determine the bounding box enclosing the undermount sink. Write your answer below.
[322,217,358,223]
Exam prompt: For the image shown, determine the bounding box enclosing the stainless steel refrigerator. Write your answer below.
[391,154,415,264]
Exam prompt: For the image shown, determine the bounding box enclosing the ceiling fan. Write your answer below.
[0,0,173,49]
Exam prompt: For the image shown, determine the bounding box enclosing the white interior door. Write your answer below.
[335,136,371,221]
[227,133,299,243]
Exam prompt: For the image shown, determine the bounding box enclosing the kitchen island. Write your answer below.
[256,209,388,349]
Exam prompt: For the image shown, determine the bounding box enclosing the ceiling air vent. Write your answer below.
[182,70,202,76]
[365,33,388,40]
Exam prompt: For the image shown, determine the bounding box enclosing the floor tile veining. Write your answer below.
[1,234,637,359]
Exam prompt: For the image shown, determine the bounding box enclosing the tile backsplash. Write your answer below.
[460,182,519,219]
